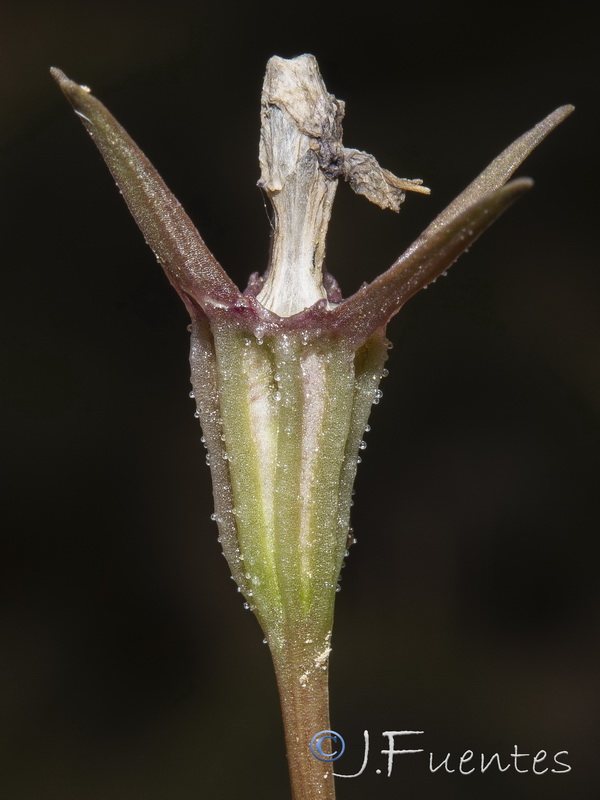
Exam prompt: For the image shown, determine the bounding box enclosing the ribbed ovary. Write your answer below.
[212,327,366,635]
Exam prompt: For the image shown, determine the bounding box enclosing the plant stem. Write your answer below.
[271,635,336,800]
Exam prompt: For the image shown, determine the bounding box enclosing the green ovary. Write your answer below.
[212,327,389,642]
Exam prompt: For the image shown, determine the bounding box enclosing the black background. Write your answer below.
[2,2,599,798]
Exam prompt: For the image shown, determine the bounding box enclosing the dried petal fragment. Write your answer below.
[342,147,429,211]
[256,54,428,316]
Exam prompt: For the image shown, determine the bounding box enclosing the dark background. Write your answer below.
[2,2,598,798]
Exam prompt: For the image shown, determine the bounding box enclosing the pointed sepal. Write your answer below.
[50,68,240,309]
[332,177,533,343]
[429,105,574,233]
[331,106,573,345]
